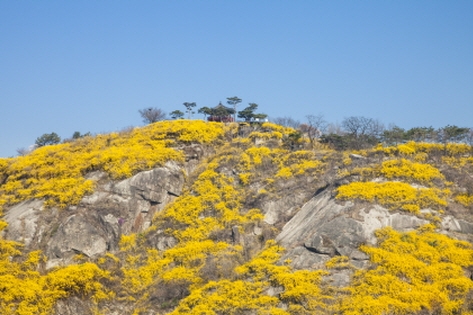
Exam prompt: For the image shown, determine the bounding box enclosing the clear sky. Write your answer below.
[1,1,472,157]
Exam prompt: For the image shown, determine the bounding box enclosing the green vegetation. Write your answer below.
[237,103,267,122]
[1,119,473,314]
[35,132,61,147]
[170,110,184,119]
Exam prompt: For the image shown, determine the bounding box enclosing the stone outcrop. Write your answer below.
[2,199,45,246]
[3,161,185,268]
[276,190,430,284]
[274,187,473,286]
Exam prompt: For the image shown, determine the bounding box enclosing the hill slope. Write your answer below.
[1,120,473,314]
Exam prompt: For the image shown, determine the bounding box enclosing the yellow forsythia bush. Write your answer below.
[261,122,293,133]
[442,156,473,169]
[171,241,329,314]
[455,193,473,207]
[238,147,273,172]
[0,238,110,315]
[336,181,449,213]
[275,150,324,178]
[157,159,262,242]
[380,159,444,185]
[169,279,281,315]
[0,120,225,209]
[248,131,282,141]
[381,141,472,157]
[338,225,473,315]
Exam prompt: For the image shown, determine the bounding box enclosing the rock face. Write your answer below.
[274,188,473,286]
[3,199,45,246]
[82,161,184,235]
[3,161,185,268]
[261,191,309,225]
[275,190,430,285]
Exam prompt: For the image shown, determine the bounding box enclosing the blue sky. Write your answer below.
[1,1,472,157]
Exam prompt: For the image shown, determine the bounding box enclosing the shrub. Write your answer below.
[337,226,473,315]
[336,181,449,213]
[380,159,444,185]
[0,120,224,208]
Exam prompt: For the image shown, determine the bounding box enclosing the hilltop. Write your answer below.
[1,120,473,314]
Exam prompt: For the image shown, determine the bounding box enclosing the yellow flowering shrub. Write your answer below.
[348,165,376,179]
[381,141,472,158]
[342,152,353,166]
[170,241,329,314]
[337,226,473,315]
[120,249,172,295]
[120,241,230,295]
[275,167,293,179]
[336,181,449,213]
[248,131,283,141]
[119,234,137,252]
[445,143,472,155]
[0,240,110,315]
[238,172,251,185]
[396,142,417,155]
[158,164,250,242]
[380,159,444,185]
[158,120,225,143]
[442,156,473,169]
[0,120,226,209]
[261,122,294,134]
[325,255,352,270]
[238,147,273,171]
[169,279,282,315]
[455,193,473,207]
[349,159,444,187]
[229,143,328,188]
[275,150,324,178]
[413,152,428,162]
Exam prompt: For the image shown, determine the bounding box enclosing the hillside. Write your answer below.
[1,120,473,315]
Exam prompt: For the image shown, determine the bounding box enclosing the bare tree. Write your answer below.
[271,116,301,129]
[16,146,36,156]
[301,114,327,146]
[341,116,384,149]
[139,107,166,124]
[465,128,473,146]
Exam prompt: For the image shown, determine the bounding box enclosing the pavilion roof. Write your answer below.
[213,102,233,111]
